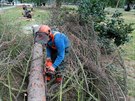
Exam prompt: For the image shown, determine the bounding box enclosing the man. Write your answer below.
[35,25,70,83]
[22,5,32,19]
[22,5,27,10]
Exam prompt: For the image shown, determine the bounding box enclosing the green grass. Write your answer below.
[127,77,135,96]
[1,7,50,27]
[122,32,135,60]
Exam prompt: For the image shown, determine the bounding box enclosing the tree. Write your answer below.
[64,0,80,4]
[8,0,13,3]
[26,0,47,6]
[125,0,134,4]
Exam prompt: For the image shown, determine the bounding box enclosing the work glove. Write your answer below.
[44,58,55,74]
[45,66,55,82]
[45,58,52,67]
[46,66,55,73]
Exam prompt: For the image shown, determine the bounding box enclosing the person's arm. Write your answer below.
[53,36,65,68]
[44,46,53,73]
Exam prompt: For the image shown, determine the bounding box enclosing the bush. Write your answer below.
[95,11,134,46]
[78,0,134,52]
[78,0,105,24]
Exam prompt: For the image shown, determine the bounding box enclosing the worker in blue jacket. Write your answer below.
[35,25,70,83]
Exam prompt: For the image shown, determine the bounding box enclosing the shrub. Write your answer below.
[78,0,105,24]
[95,11,134,46]
[78,0,134,53]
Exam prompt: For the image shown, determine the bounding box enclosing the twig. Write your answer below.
[0,81,26,92]
[7,68,12,101]
[0,38,16,52]
[16,54,32,99]
[71,46,99,101]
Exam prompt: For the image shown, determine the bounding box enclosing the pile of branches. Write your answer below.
[0,17,33,100]
[47,8,127,101]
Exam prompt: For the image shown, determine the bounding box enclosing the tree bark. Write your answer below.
[28,43,46,101]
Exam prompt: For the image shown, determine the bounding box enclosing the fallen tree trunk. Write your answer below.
[28,43,46,101]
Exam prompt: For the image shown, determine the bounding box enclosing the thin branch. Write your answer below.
[0,81,26,92]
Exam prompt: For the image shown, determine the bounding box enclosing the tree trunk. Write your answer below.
[28,43,46,101]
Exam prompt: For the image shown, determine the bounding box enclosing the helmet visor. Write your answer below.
[35,32,49,45]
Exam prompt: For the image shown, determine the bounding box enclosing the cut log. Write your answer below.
[28,43,46,101]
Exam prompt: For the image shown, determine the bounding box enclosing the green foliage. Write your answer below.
[96,11,134,46]
[125,0,135,4]
[78,0,105,23]
[64,0,78,3]
[19,0,48,5]
[7,0,13,2]
[99,0,125,7]
[78,0,134,48]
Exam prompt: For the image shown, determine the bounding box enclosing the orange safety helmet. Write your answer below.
[38,25,51,34]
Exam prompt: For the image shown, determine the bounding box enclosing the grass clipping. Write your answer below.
[48,8,127,101]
